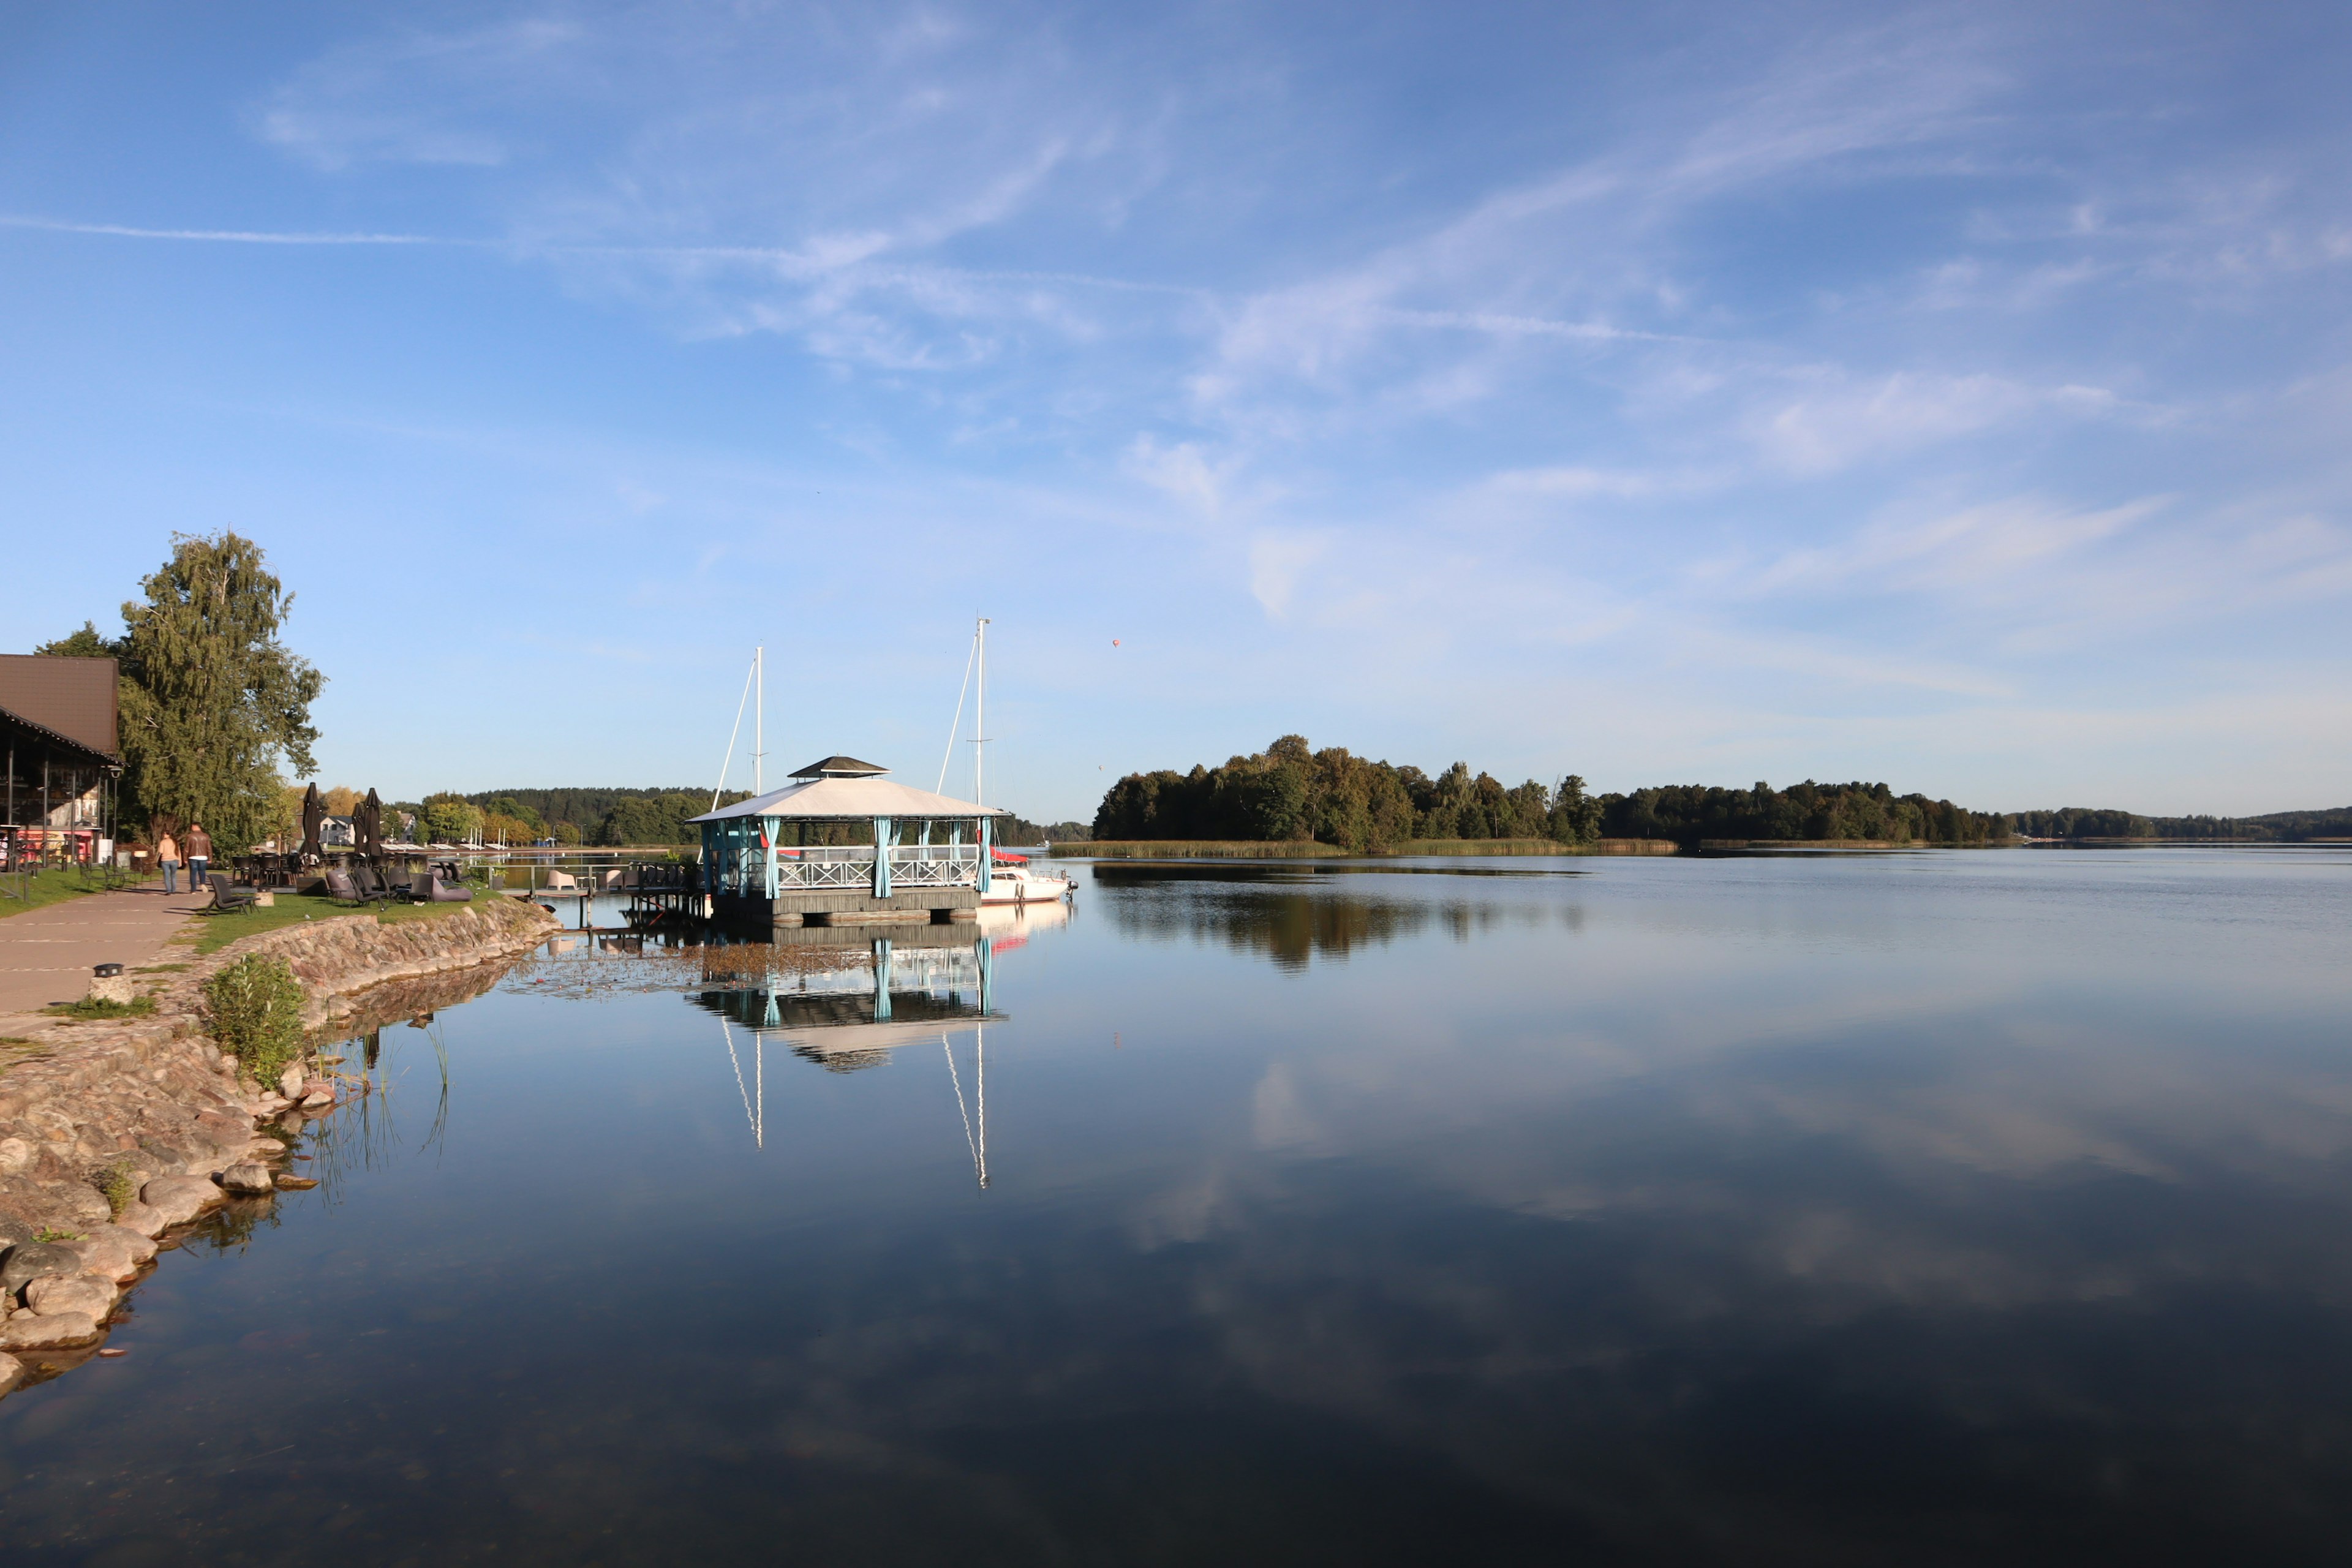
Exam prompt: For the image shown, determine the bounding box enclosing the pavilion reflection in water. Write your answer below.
[688,929,1000,1186]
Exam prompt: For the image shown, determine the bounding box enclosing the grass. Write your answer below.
[33,1227,85,1243]
[0,864,141,918]
[44,994,157,1022]
[100,1160,136,1218]
[186,891,494,955]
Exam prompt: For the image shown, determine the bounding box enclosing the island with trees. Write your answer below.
[1092,736,2008,852]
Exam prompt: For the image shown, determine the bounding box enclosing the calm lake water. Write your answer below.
[5,848,2352,1564]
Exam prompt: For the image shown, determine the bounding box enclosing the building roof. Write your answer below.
[689,771,1005,823]
[0,655,120,763]
[790,755,888,779]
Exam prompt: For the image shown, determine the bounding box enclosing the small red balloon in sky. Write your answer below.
[1112,638,1120,646]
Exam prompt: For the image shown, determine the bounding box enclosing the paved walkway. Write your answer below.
[0,882,210,1016]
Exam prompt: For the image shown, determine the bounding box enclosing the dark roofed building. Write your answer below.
[0,654,123,863]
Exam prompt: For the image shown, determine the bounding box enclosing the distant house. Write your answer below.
[322,815,357,847]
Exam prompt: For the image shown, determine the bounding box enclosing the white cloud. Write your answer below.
[1753,372,2117,474]
[1247,532,1327,617]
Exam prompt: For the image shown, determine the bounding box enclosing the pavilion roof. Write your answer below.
[790,755,888,778]
[688,771,1005,823]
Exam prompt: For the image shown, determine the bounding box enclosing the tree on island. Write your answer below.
[1095,737,2007,850]
[1094,736,1605,851]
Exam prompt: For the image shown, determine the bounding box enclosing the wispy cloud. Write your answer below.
[8,1,2348,809]
[0,214,451,245]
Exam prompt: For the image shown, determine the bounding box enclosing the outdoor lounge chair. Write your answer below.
[205,873,259,915]
[323,869,369,907]
[350,865,394,904]
[412,869,473,903]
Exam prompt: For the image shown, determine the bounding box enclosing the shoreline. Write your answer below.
[0,896,557,1396]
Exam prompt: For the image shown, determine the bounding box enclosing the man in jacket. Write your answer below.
[186,822,213,893]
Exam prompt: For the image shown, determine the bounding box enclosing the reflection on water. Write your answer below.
[1093,859,1583,969]
[3,850,2351,1563]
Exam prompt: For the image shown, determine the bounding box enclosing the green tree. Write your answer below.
[113,534,323,850]
[34,621,120,660]
[420,793,483,845]
[1548,775,1602,843]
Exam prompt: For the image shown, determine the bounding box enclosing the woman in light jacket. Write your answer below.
[156,828,181,895]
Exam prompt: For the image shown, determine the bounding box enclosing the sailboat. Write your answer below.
[949,617,1074,907]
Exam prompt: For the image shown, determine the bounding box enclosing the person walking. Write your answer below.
[185,822,213,895]
[156,827,181,895]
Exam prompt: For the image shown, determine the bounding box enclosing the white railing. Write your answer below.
[750,843,984,892]
[892,846,982,887]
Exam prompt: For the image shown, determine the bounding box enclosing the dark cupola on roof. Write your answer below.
[789,755,890,780]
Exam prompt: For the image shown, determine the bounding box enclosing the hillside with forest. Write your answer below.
[1094,737,2009,851]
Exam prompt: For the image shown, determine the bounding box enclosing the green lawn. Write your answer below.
[186,891,508,954]
[0,865,145,919]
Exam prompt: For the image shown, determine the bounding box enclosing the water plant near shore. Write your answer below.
[202,952,307,1087]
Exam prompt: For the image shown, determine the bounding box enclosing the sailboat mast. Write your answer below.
[755,644,764,796]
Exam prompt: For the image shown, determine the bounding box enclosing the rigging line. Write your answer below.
[936,626,979,793]
[722,1016,756,1139]
[942,1031,980,1175]
[711,651,758,812]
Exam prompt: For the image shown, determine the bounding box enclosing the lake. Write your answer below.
[4,848,2351,1564]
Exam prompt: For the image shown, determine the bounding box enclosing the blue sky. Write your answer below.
[2,1,2346,820]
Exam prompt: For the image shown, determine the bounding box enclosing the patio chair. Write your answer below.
[323,870,366,907]
[205,873,259,915]
[412,869,474,903]
[350,865,394,904]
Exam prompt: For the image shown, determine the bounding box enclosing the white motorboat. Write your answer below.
[981,856,1073,905]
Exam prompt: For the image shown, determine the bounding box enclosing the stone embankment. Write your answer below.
[0,896,556,1395]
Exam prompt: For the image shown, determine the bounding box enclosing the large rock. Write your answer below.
[67,1227,154,1282]
[52,1186,110,1228]
[0,1350,21,1397]
[218,1163,274,1196]
[0,1311,100,1350]
[277,1063,304,1099]
[141,1174,223,1226]
[0,1138,31,1175]
[114,1201,168,1239]
[0,1242,83,1294]
[26,1275,116,1321]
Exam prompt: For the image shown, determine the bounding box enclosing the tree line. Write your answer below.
[2011,806,2352,841]
[1093,736,1603,850]
[1093,736,2009,850]
[413,788,1077,848]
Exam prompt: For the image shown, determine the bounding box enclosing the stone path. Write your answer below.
[0,883,207,1019]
